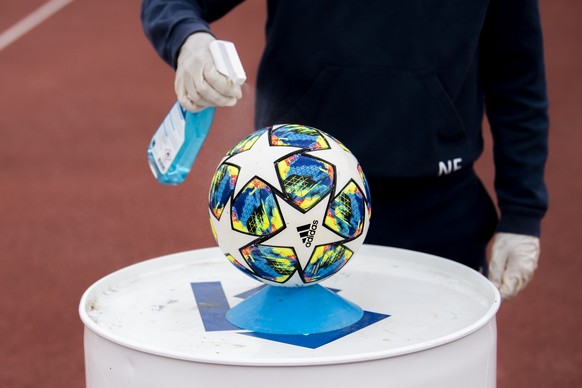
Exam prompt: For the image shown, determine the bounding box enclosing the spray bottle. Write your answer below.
[147,40,246,185]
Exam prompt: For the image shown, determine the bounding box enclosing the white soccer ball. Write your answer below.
[208,124,371,287]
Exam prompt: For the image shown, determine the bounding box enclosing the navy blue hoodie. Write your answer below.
[141,0,549,237]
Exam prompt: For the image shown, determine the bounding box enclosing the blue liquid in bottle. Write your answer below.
[147,102,215,185]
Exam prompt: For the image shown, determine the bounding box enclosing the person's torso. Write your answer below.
[256,0,490,178]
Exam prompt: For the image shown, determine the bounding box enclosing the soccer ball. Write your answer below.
[208,124,371,287]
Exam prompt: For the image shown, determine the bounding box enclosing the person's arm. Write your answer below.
[142,0,212,68]
[141,0,245,67]
[141,0,246,111]
[481,0,549,299]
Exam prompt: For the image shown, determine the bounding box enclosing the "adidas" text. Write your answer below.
[297,221,318,247]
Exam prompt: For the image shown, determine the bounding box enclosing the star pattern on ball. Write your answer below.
[209,197,259,274]
[306,137,366,195]
[224,131,303,195]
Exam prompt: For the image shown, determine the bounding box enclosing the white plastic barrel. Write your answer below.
[79,245,500,388]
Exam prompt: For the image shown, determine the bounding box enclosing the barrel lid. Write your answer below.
[80,245,500,366]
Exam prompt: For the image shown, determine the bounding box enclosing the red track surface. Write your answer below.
[0,1,580,386]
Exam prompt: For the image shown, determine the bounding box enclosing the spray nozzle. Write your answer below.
[209,40,247,86]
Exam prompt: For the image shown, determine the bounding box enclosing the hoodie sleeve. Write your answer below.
[141,0,245,68]
[480,0,549,237]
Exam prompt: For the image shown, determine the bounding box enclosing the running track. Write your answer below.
[0,1,580,387]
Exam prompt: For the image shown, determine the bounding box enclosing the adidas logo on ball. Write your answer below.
[296,221,318,247]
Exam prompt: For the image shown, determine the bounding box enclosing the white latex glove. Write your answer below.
[488,232,540,301]
[175,32,242,112]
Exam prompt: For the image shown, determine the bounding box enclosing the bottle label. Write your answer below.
[150,102,186,174]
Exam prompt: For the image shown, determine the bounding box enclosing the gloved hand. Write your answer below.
[488,232,540,301]
[175,32,243,112]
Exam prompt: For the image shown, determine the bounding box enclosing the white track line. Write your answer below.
[0,0,74,52]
